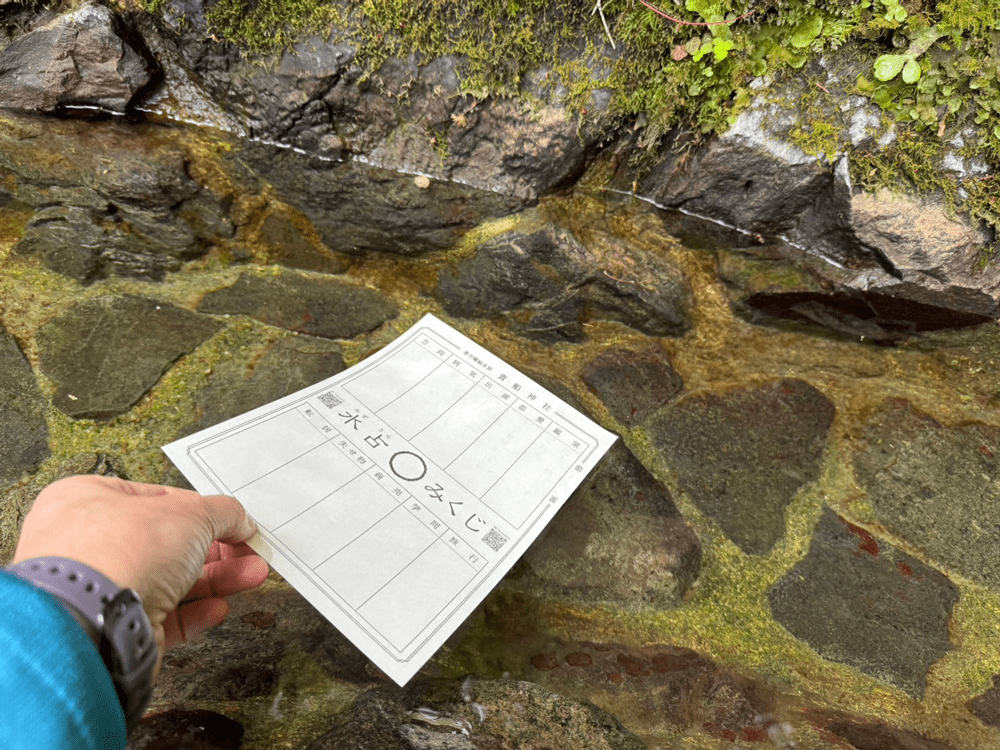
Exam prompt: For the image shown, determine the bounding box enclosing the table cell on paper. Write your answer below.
[236,441,363,531]
[411,386,508,468]
[357,540,479,652]
[547,422,589,453]
[403,500,446,535]
[370,468,408,504]
[273,473,400,569]
[195,409,325,492]
[342,340,443,413]
[446,409,542,498]
[480,428,581,528]
[315,506,438,609]
[300,405,335,433]
[478,378,512,404]
[440,531,487,572]
[376,363,476,440]
[511,400,548,430]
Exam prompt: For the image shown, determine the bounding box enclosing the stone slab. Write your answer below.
[853,399,1000,591]
[520,442,701,609]
[0,326,49,487]
[768,507,958,698]
[187,335,345,436]
[582,345,683,427]
[650,379,835,554]
[36,295,223,419]
[197,271,398,339]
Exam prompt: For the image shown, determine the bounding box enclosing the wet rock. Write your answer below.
[187,662,278,701]
[0,2,158,114]
[129,709,244,750]
[197,271,398,339]
[848,189,999,318]
[970,675,1000,729]
[582,345,683,426]
[155,4,608,202]
[238,144,524,258]
[623,50,1000,325]
[768,507,958,698]
[717,245,994,343]
[650,379,835,555]
[823,717,958,750]
[853,399,1000,591]
[306,677,644,750]
[519,442,701,609]
[36,295,222,419]
[186,334,345,435]
[528,641,768,742]
[1,112,235,282]
[258,209,350,274]
[0,326,49,487]
[436,223,691,342]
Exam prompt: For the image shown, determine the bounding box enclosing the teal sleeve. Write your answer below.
[0,571,127,750]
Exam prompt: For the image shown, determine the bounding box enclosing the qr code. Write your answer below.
[317,391,343,409]
[482,527,508,552]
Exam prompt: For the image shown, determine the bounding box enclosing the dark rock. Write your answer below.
[527,641,769,743]
[307,676,645,750]
[1,111,235,282]
[0,326,49,486]
[824,717,958,750]
[717,246,994,344]
[187,662,277,700]
[258,209,350,274]
[437,231,568,318]
[650,379,835,554]
[436,224,691,342]
[197,271,398,339]
[129,709,244,750]
[620,51,1000,324]
[154,6,607,203]
[768,507,958,698]
[970,675,1000,728]
[187,334,345,435]
[238,144,524,257]
[853,399,1000,591]
[582,345,683,426]
[36,295,222,419]
[519,442,701,608]
[0,2,158,114]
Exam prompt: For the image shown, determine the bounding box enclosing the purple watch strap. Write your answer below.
[5,556,157,735]
[5,557,119,630]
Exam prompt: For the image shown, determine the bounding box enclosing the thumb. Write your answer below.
[201,494,257,545]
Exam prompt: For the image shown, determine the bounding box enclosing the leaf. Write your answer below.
[790,15,823,49]
[901,58,922,84]
[713,40,734,61]
[874,54,907,81]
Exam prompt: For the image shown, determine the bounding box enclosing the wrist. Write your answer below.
[4,557,157,735]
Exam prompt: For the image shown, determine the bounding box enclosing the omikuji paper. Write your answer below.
[164,314,616,685]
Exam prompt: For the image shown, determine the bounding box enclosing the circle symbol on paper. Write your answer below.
[389,451,427,482]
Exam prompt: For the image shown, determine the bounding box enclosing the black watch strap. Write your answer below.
[5,557,157,735]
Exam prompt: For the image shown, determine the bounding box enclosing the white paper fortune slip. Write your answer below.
[164,314,616,685]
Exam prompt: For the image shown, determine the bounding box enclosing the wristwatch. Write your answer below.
[5,557,157,734]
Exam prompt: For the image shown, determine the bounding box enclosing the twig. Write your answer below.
[592,0,616,49]
[635,0,756,27]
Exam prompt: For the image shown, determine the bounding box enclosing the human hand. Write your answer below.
[13,475,270,680]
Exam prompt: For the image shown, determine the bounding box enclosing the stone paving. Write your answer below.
[3,112,1000,748]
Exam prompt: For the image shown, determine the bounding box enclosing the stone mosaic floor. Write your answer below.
[3,111,1000,749]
